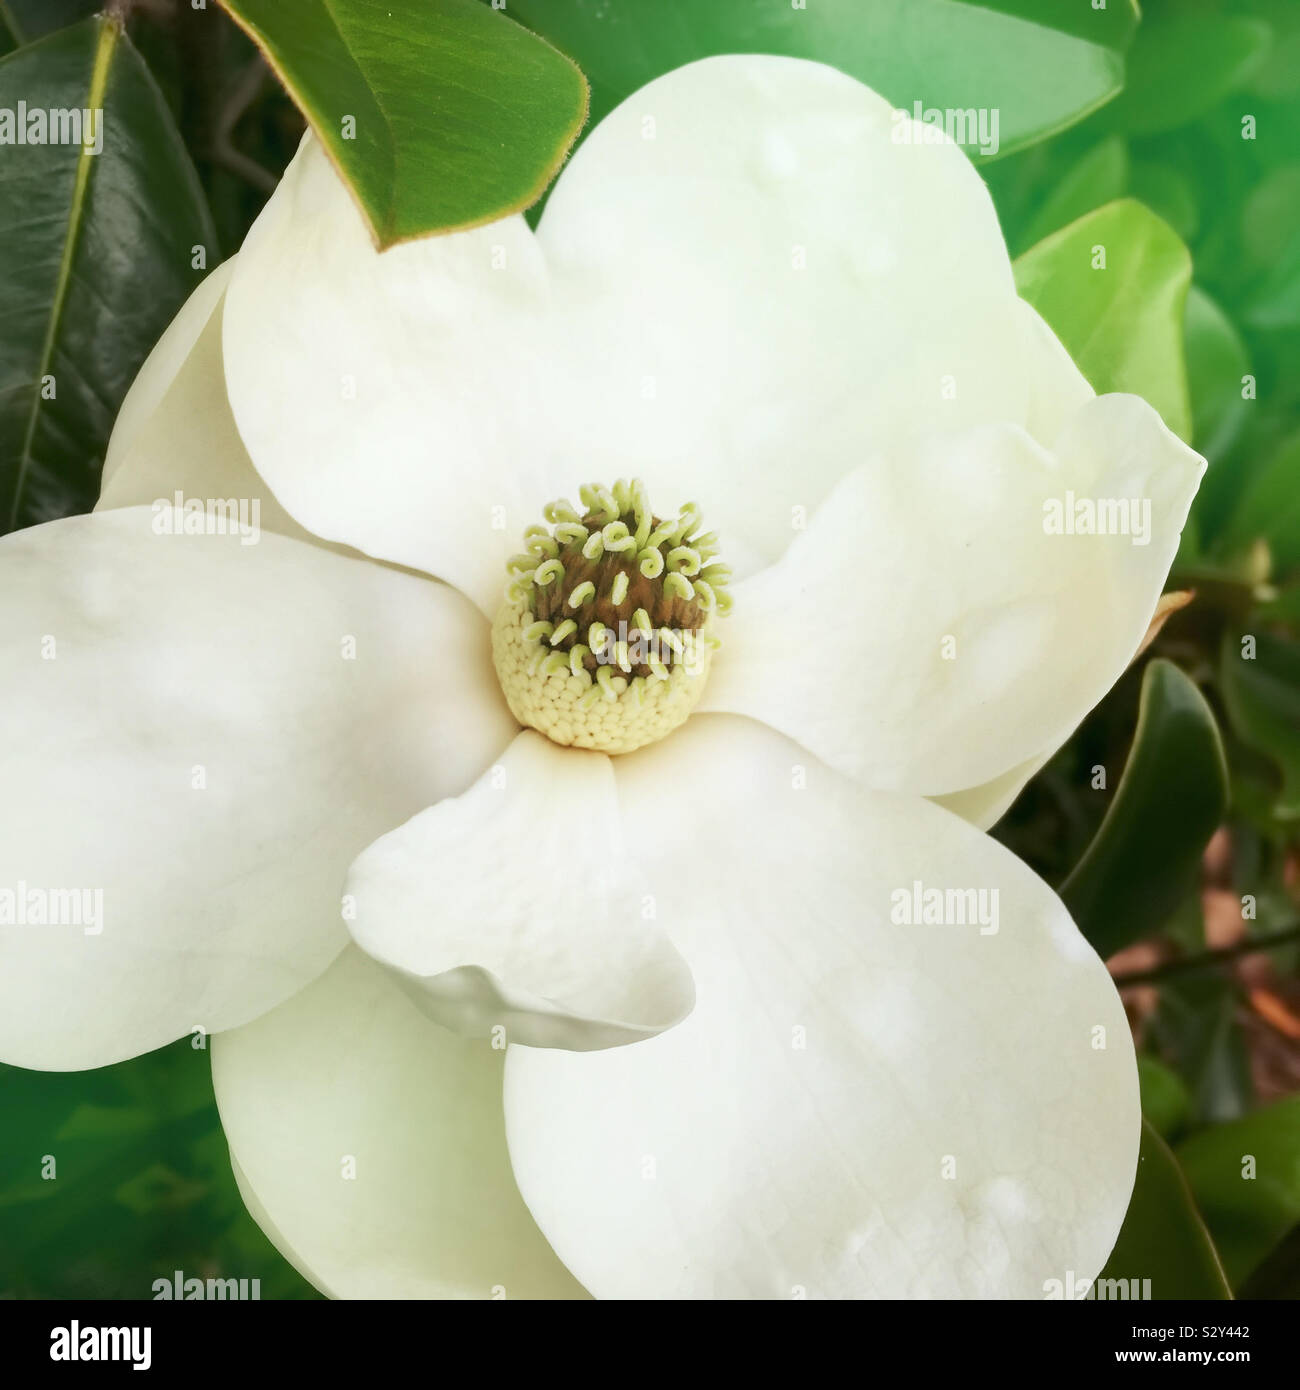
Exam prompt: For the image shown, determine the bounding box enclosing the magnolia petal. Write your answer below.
[0,508,510,1069]
[97,258,322,546]
[931,588,1195,831]
[702,394,1205,795]
[533,56,1030,566]
[102,260,234,490]
[931,750,1053,832]
[506,715,1139,1300]
[346,731,694,1050]
[214,946,587,1300]
[223,135,553,617]
[223,56,1043,607]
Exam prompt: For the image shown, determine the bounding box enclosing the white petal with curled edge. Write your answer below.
[214,946,587,1300]
[702,394,1205,795]
[505,715,1139,1300]
[0,508,512,1069]
[223,56,1045,605]
[345,730,695,1051]
[102,261,234,490]
[98,258,321,545]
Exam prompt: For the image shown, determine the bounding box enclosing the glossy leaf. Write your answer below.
[1220,630,1300,818]
[1185,287,1251,466]
[1221,432,1300,576]
[1015,135,1128,254]
[1150,974,1254,1129]
[1138,1054,1192,1140]
[1238,1222,1300,1300]
[1178,1095,1300,1290]
[507,0,1137,164]
[3,0,100,45]
[1014,200,1193,441]
[0,16,216,532]
[1104,12,1273,135]
[1060,660,1227,958]
[218,0,589,248]
[1100,1119,1231,1300]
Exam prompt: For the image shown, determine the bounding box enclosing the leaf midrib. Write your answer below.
[7,14,120,530]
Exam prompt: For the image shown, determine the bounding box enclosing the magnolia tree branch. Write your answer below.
[1111,921,1300,988]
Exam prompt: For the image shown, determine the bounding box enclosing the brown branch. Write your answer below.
[1111,922,1300,988]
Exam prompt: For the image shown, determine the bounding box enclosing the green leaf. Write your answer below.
[1138,1054,1192,1140]
[1220,629,1300,818]
[1060,660,1227,958]
[1244,236,1300,332]
[1151,973,1254,1129]
[1014,200,1193,441]
[1237,1222,1300,1300]
[1177,1095,1300,1291]
[1184,287,1251,467]
[1015,135,1129,254]
[218,0,588,248]
[1128,161,1198,243]
[1104,12,1273,135]
[506,0,1136,165]
[0,16,216,533]
[0,4,19,56]
[1221,432,1300,577]
[1100,1119,1232,1300]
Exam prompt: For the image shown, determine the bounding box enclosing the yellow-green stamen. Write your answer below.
[491,478,731,754]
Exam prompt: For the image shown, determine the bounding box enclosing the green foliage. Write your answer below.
[218,0,589,248]
[1014,199,1193,440]
[1100,1119,1231,1299]
[0,15,215,533]
[0,1040,315,1299]
[506,0,1136,164]
[0,0,1298,1303]
[1178,1096,1300,1291]
[1060,661,1227,958]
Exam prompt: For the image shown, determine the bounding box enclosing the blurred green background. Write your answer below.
[1,0,1298,1299]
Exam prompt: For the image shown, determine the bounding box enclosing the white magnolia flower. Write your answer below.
[1,56,1204,1299]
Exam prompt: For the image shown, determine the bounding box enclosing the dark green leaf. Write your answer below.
[0,15,216,532]
[1138,1054,1192,1140]
[1178,1095,1300,1291]
[0,3,19,57]
[1237,1221,1300,1299]
[1101,1118,1231,1300]
[1220,629,1300,818]
[1060,660,1227,957]
[218,0,588,248]
[1014,200,1193,440]
[6,0,100,43]
[507,0,1136,165]
[1151,974,1254,1129]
